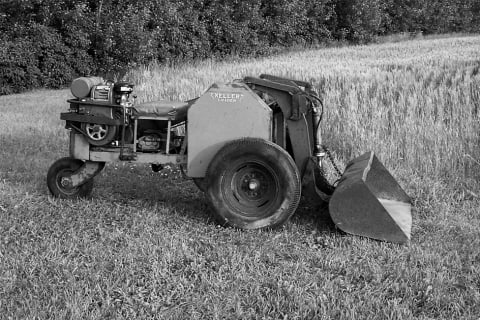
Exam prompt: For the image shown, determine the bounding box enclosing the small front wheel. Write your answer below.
[47,157,94,199]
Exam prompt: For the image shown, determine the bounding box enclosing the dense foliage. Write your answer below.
[1,0,479,94]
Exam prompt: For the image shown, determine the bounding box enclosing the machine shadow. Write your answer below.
[95,165,213,224]
[294,199,340,234]
[95,165,341,235]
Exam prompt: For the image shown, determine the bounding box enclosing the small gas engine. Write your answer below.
[62,77,183,152]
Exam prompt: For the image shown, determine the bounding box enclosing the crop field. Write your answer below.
[1,36,479,319]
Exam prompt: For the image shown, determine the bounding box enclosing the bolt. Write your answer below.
[248,179,260,191]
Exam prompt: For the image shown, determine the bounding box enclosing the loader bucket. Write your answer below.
[329,152,412,244]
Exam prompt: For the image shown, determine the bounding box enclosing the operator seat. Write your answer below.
[133,100,190,122]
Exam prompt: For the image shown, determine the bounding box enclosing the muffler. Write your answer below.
[328,152,412,244]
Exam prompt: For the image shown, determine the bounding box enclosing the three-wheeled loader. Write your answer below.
[47,74,412,243]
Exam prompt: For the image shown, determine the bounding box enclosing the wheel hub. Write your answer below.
[56,170,78,195]
[60,177,72,188]
[248,179,260,191]
[239,171,269,200]
[85,123,107,140]
[227,163,280,217]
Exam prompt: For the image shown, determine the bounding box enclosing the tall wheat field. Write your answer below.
[0,36,479,319]
[130,35,480,180]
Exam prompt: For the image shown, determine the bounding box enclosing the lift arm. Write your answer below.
[243,75,332,202]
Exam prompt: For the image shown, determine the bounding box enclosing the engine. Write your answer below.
[137,133,163,152]
[70,77,134,106]
[66,76,184,153]
[66,77,136,146]
[137,130,183,153]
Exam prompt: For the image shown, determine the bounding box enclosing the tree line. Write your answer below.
[1,0,479,94]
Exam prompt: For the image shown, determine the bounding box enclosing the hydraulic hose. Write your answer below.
[309,94,324,161]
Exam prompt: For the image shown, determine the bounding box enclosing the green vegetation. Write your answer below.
[1,36,479,319]
[1,0,480,94]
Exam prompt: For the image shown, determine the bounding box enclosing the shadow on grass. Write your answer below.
[1,130,343,237]
[92,164,343,235]
[94,164,213,224]
[294,198,340,234]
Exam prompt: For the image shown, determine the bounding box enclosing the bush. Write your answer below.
[384,0,480,34]
[1,0,479,95]
[0,38,41,95]
[334,0,388,43]
[0,23,79,94]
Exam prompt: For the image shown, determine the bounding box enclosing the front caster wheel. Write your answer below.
[206,138,301,229]
[47,157,94,199]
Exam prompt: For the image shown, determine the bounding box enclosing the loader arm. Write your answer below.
[243,76,332,202]
[245,75,412,244]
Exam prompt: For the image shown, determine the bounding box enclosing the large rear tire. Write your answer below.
[47,157,94,199]
[206,138,301,229]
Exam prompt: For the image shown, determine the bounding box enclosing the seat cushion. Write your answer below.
[133,100,189,120]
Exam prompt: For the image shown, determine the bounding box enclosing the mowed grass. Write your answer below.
[1,36,479,319]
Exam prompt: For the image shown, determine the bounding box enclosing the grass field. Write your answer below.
[1,36,479,319]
